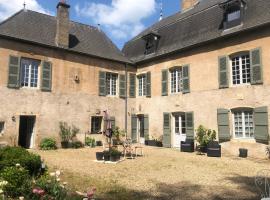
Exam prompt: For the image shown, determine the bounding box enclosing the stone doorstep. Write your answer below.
[93,158,126,164]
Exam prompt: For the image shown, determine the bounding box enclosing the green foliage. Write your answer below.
[0,147,41,176]
[112,127,125,144]
[0,166,31,198]
[110,148,121,156]
[266,146,270,159]
[59,122,80,142]
[85,137,96,147]
[40,138,57,150]
[195,125,217,147]
[71,141,84,149]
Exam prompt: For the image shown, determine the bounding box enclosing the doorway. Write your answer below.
[138,115,145,144]
[18,116,36,149]
[173,113,186,148]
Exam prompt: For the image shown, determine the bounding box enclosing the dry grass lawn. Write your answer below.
[33,146,269,200]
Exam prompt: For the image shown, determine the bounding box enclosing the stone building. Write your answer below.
[0,0,270,158]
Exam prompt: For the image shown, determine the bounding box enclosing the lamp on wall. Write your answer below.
[11,116,16,122]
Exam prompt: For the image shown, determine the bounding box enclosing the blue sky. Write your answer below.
[0,0,181,49]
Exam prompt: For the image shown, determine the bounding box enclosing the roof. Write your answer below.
[122,0,270,63]
[0,10,131,64]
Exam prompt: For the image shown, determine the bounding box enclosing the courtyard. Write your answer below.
[34,146,269,200]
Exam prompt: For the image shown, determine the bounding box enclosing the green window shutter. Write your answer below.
[41,61,52,91]
[129,73,136,98]
[7,55,20,88]
[163,113,171,148]
[185,112,194,140]
[144,115,149,140]
[218,56,229,89]
[119,74,126,98]
[161,70,168,96]
[250,48,263,85]
[99,71,106,96]
[217,109,231,142]
[110,116,115,130]
[146,72,151,97]
[254,106,269,144]
[182,65,190,94]
[131,115,137,143]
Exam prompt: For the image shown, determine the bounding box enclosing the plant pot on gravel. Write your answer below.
[96,141,103,146]
[103,151,110,161]
[147,140,157,146]
[61,141,69,149]
[96,152,104,161]
[110,149,121,162]
[239,148,248,158]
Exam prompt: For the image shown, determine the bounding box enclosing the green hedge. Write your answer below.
[40,138,57,150]
[0,147,42,176]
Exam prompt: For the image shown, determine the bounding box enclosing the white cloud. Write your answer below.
[0,0,51,22]
[75,0,157,39]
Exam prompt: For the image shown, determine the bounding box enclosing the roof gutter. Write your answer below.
[0,34,134,65]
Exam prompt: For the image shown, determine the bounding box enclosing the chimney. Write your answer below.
[181,0,199,12]
[55,1,70,48]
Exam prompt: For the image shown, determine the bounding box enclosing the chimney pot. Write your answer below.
[181,0,199,12]
[55,1,70,48]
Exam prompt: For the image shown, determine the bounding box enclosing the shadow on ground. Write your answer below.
[95,175,260,200]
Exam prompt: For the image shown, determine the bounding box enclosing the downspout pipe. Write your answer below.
[125,63,128,139]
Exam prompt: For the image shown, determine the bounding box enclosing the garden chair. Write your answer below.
[181,139,194,152]
[134,142,144,157]
[122,138,134,159]
[207,141,221,157]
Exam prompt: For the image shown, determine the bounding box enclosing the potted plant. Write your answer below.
[96,152,104,161]
[112,127,125,145]
[195,125,216,153]
[96,141,103,146]
[103,150,110,161]
[85,137,96,148]
[59,122,80,149]
[110,148,121,162]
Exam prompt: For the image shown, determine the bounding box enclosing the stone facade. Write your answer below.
[0,37,135,147]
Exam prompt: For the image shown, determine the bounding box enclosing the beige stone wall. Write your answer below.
[135,27,270,158]
[0,38,136,147]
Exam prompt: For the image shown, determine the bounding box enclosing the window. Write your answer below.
[227,10,241,22]
[91,117,102,134]
[138,75,146,96]
[231,54,250,85]
[106,73,117,96]
[170,68,183,93]
[0,122,4,134]
[233,110,254,139]
[142,33,160,55]
[175,114,186,134]
[20,58,40,88]
[221,0,244,29]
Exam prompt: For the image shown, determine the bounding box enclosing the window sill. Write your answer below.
[20,87,40,90]
[230,83,251,88]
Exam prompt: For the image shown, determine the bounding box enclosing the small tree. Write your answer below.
[112,127,125,142]
[195,125,216,147]
[59,122,79,143]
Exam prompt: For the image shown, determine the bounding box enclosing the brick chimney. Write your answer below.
[181,0,199,12]
[55,1,70,48]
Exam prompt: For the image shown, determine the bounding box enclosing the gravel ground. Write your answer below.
[33,147,270,200]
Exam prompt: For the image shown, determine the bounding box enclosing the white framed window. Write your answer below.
[170,68,183,94]
[138,75,146,96]
[227,10,241,22]
[175,114,186,134]
[233,110,254,139]
[106,73,117,96]
[20,58,40,88]
[231,54,251,85]
[0,122,4,134]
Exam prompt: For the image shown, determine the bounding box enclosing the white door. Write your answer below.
[174,115,181,148]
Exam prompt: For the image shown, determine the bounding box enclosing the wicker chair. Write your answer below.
[207,141,221,157]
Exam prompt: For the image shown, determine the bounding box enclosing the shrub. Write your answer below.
[195,125,217,147]
[112,127,125,142]
[85,137,96,147]
[59,122,80,142]
[72,141,84,149]
[40,138,57,150]
[0,147,42,176]
[0,166,31,198]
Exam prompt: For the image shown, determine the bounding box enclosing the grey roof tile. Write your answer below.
[122,0,270,63]
[0,10,131,64]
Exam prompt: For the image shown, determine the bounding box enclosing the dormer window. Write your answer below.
[142,32,160,55]
[220,0,246,30]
